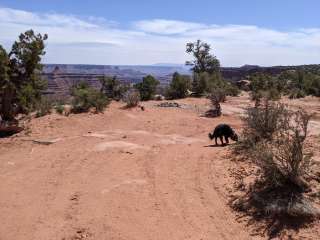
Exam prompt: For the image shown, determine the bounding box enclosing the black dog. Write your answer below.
[208,124,238,146]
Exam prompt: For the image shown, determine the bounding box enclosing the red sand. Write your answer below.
[0,95,319,240]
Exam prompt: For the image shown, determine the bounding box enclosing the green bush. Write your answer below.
[166,72,191,99]
[224,83,240,97]
[289,88,306,99]
[54,102,65,115]
[71,82,110,113]
[35,97,52,118]
[134,75,159,101]
[99,75,129,101]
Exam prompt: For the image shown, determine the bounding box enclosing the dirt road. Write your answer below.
[0,96,319,240]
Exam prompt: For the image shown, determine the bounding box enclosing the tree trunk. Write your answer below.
[1,87,14,121]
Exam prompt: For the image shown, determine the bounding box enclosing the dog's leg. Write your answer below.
[220,136,224,145]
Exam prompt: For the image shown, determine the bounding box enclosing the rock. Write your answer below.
[157,102,181,108]
[32,138,61,145]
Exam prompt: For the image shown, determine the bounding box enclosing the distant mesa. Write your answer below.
[240,65,261,70]
[42,63,320,98]
[52,66,61,74]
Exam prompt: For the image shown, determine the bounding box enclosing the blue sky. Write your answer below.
[0,0,319,66]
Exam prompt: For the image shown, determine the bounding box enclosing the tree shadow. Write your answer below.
[0,131,17,138]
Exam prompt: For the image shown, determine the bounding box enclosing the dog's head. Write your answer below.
[231,133,239,142]
[208,133,214,140]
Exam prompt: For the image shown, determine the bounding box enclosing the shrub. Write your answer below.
[123,89,140,108]
[134,75,159,101]
[241,99,288,146]
[203,89,224,117]
[35,97,52,118]
[166,72,191,99]
[249,73,281,104]
[209,88,226,102]
[224,83,240,97]
[233,104,319,225]
[253,110,313,190]
[54,102,65,115]
[99,75,129,101]
[71,82,110,113]
[289,88,306,99]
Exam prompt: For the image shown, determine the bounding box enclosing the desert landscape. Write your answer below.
[1,2,320,239]
[1,94,319,240]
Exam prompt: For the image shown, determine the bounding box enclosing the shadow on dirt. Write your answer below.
[230,180,319,239]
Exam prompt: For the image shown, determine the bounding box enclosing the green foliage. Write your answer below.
[166,72,191,99]
[192,72,221,95]
[278,69,320,98]
[35,97,52,118]
[224,83,241,96]
[71,81,110,113]
[99,75,129,101]
[0,30,48,121]
[289,88,306,99]
[123,89,140,108]
[191,71,240,97]
[239,98,314,194]
[249,73,281,104]
[186,40,220,74]
[134,75,159,101]
[54,102,65,115]
[0,46,9,85]
[186,40,226,96]
[241,99,289,148]
[17,83,38,113]
[0,45,12,120]
[253,110,313,191]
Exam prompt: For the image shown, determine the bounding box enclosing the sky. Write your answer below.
[0,0,319,66]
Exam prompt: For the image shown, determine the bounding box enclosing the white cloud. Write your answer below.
[134,19,207,34]
[0,7,319,66]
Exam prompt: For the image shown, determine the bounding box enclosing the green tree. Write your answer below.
[0,30,48,121]
[166,72,191,99]
[134,75,159,101]
[10,30,48,113]
[71,81,110,113]
[186,40,220,74]
[186,40,222,95]
[0,46,12,120]
[99,75,128,100]
[249,73,281,105]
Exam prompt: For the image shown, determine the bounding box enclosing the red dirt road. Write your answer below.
[0,96,319,240]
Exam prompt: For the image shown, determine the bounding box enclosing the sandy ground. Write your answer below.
[0,94,319,240]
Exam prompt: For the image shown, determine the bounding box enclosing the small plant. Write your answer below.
[289,88,306,99]
[54,102,65,115]
[35,97,52,118]
[203,89,225,118]
[123,89,140,108]
[224,83,240,97]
